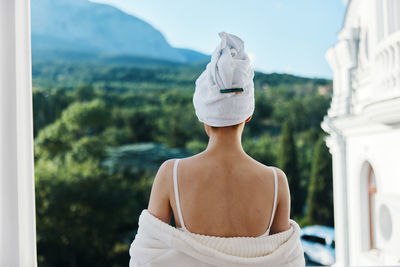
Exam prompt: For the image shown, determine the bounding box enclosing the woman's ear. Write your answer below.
[245,115,252,122]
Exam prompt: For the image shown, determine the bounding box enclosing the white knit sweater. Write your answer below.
[129,209,305,267]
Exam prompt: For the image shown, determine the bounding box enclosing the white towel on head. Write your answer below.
[193,31,255,127]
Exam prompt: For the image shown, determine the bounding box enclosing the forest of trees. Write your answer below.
[32,59,334,267]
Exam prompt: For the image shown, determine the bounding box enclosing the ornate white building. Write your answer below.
[322,0,400,266]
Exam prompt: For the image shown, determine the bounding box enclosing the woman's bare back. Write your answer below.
[169,151,291,237]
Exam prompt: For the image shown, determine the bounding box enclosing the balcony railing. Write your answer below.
[352,30,400,114]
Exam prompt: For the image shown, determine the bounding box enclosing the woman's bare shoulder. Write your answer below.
[246,157,281,177]
[269,166,291,233]
[147,158,178,223]
[255,163,290,204]
[272,167,291,205]
[270,167,290,189]
[248,157,289,188]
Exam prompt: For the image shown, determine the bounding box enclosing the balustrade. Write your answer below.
[351,31,400,113]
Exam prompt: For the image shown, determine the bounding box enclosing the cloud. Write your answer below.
[341,0,349,6]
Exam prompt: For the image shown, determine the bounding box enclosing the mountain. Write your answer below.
[31,0,209,63]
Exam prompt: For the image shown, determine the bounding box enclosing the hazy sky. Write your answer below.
[90,0,347,79]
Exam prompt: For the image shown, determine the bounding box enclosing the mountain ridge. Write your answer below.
[31,0,210,63]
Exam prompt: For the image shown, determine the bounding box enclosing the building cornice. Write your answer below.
[325,97,400,137]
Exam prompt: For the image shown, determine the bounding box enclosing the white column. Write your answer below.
[394,0,400,32]
[0,0,37,266]
[322,121,351,267]
[382,0,390,37]
[377,0,385,42]
[326,39,355,117]
[387,0,394,34]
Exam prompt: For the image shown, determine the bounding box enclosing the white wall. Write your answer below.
[0,0,37,266]
[346,129,400,266]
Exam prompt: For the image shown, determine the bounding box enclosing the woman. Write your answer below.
[129,32,305,267]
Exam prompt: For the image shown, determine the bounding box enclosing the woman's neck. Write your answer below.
[204,130,246,156]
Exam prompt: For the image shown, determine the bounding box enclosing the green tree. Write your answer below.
[35,160,151,267]
[74,84,95,102]
[296,127,324,216]
[34,99,111,160]
[278,121,302,218]
[155,103,201,148]
[243,134,277,166]
[124,108,157,143]
[33,86,73,137]
[61,99,111,137]
[305,136,334,226]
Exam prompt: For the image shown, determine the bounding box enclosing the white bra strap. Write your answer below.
[268,167,278,230]
[173,158,187,230]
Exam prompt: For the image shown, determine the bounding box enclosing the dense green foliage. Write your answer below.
[33,59,333,266]
[305,136,334,226]
[278,121,302,219]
